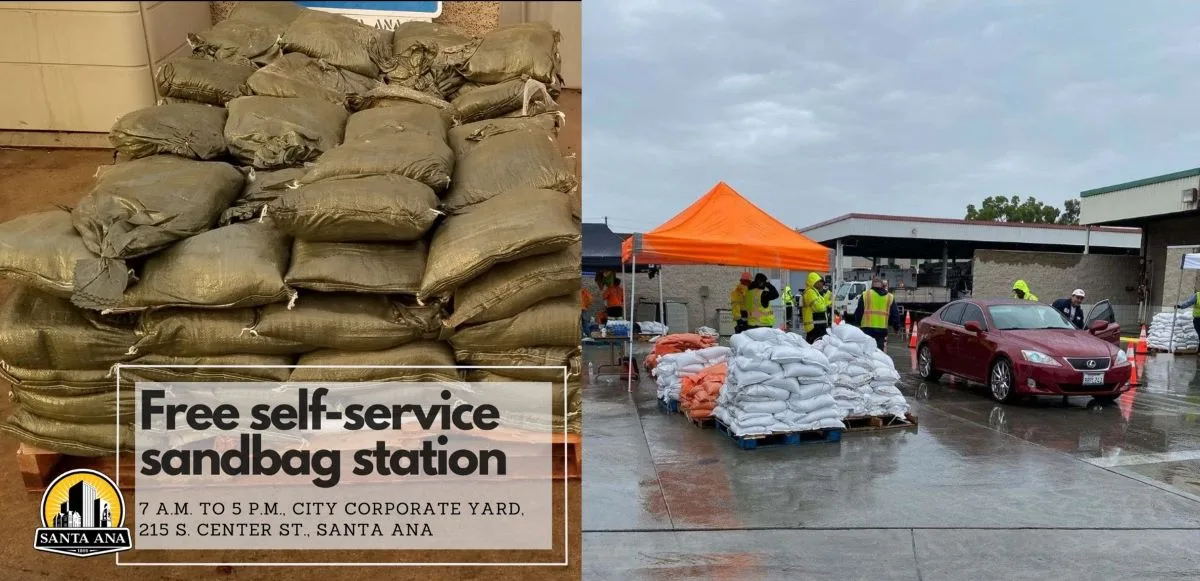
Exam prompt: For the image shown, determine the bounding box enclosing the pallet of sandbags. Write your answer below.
[714,419,842,450]
[842,413,919,432]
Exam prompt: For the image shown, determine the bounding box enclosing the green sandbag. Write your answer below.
[461,22,561,85]
[298,132,454,191]
[254,293,442,351]
[288,341,460,383]
[451,78,557,123]
[220,166,308,225]
[109,103,229,160]
[155,57,255,105]
[447,243,579,327]
[447,112,562,162]
[386,21,474,98]
[247,52,380,105]
[134,307,305,357]
[228,1,305,26]
[448,295,579,351]
[122,222,292,310]
[225,96,348,169]
[10,386,133,425]
[285,239,425,294]
[442,122,576,213]
[455,346,580,382]
[343,104,447,143]
[0,286,137,370]
[281,9,387,77]
[466,370,581,433]
[122,353,294,383]
[347,84,458,124]
[0,407,134,456]
[0,210,96,298]
[189,18,284,66]
[420,188,579,300]
[266,174,440,242]
[0,365,122,391]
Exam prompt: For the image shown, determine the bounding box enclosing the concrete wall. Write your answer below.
[972,249,1141,329]
[1143,215,1200,307]
[583,265,748,332]
[1162,246,1200,310]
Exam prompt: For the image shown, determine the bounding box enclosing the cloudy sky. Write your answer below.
[582,0,1200,232]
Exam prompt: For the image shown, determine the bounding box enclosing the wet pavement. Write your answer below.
[581,342,1200,580]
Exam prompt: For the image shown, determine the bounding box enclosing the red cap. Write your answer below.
[740,272,752,282]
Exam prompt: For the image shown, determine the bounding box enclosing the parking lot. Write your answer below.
[582,342,1200,581]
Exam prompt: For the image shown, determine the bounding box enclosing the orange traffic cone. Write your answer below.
[1126,343,1139,386]
[904,311,912,336]
[834,313,842,325]
[1136,325,1148,355]
[909,325,918,348]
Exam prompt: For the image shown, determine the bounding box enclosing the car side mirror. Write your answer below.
[1089,320,1107,333]
[964,321,983,334]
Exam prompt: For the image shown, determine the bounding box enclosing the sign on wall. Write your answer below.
[295,1,442,28]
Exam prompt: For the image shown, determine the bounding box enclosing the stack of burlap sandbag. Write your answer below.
[0,3,581,455]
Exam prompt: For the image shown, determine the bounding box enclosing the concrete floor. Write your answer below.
[582,341,1200,580]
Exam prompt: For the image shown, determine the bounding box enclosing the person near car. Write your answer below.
[731,272,752,334]
[603,277,625,319]
[802,272,833,343]
[853,277,893,349]
[1051,289,1086,329]
[782,283,795,329]
[1176,286,1200,344]
[1012,280,1039,301]
[746,273,779,329]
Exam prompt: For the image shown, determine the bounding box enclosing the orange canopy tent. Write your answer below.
[621,181,830,271]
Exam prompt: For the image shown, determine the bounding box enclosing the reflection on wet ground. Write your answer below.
[582,343,1200,580]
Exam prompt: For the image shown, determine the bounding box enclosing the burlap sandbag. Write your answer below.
[220,166,308,225]
[344,104,448,143]
[451,78,557,123]
[0,210,96,298]
[448,243,579,327]
[266,174,440,242]
[247,53,380,105]
[456,346,580,382]
[386,21,474,98]
[420,188,579,300]
[347,84,459,126]
[109,103,229,160]
[448,295,579,351]
[254,293,442,351]
[443,123,576,213]
[225,96,348,169]
[10,386,133,425]
[228,1,305,26]
[0,286,136,370]
[461,22,561,85]
[122,354,294,383]
[0,366,123,391]
[156,57,255,105]
[288,341,460,383]
[122,222,292,310]
[0,407,134,456]
[281,9,387,77]
[298,132,454,191]
[448,113,561,160]
[285,239,425,294]
[467,370,581,434]
[134,307,304,357]
[189,18,284,66]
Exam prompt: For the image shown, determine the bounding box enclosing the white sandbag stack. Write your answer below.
[639,321,669,335]
[816,324,909,419]
[713,328,844,436]
[653,346,730,403]
[1147,312,1200,352]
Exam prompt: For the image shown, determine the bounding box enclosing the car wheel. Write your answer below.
[989,358,1018,403]
[917,344,942,381]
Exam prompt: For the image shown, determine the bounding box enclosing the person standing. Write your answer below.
[747,273,779,329]
[802,272,833,343]
[782,283,795,329]
[1052,289,1086,329]
[1176,285,1200,347]
[854,277,893,349]
[581,286,594,337]
[604,277,625,319]
[1012,280,1039,301]
[731,272,752,334]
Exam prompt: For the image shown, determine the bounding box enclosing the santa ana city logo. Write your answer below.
[34,469,132,557]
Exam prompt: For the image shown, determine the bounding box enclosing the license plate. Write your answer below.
[1083,373,1105,386]
[1079,435,1101,450]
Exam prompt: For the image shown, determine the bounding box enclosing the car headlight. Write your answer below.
[1114,350,1129,366]
[1021,350,1062,366]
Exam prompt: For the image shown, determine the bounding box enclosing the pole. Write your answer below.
[1083,226,1091,255]
[628,251,637,393]
[835,239,844,287]
[941,242,949,288]
[658,267,665,328]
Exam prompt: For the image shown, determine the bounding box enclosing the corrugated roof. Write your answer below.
[800,213,1140,234]
[1080,167,1200,198]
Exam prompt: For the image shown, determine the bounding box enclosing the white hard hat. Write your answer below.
[1071,288,1085,298]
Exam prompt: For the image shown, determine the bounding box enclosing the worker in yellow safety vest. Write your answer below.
[802,272,833,343]
[731,272,752,333]
[854,277,893,349]
[745,273,779,329]
[782,284,795,329]
[1176,286,1200,348]
[1012,280,1039,301]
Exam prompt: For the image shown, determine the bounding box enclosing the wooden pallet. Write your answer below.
[657,397,680,414]
[714,419,842,450]
[17,433,583,494]
[685,413,715,429]
[1148,346,1199,354]
[842,413,919,432]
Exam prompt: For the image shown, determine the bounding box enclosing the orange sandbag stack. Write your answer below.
[645,333,717,373]
[680,362,728,420]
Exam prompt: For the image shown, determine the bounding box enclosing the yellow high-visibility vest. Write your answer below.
[860,289,893,329]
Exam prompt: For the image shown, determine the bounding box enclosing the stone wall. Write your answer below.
[583,265,749,333]
[972,249,1141,329]
[208,1,501,35]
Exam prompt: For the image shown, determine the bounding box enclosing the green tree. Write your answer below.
[965,195,1080,225]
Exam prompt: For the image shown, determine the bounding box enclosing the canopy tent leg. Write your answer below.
[628,253,636,393]
[658,268,665,328]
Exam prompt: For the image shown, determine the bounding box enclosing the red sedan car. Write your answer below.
[916,299,1132,403]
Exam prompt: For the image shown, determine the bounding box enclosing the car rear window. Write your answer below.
[940,302,966,325]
